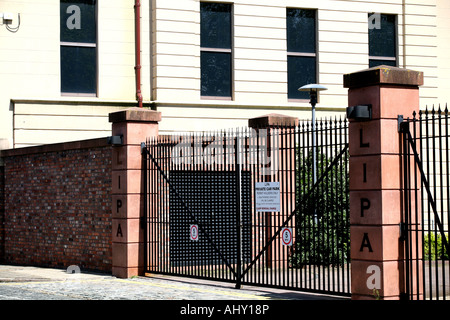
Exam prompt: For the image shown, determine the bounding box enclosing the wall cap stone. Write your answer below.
[249,113,299,128]
[109,108,162,124]
[344,65,424,89]
[0,138,110,158]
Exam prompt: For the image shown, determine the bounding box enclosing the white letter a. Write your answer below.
[66,5,81,30]
[366,265,381,290]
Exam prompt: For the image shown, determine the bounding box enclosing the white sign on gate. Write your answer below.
[255,182,280,212]
[281,228,293,246]
[190,225,199,241]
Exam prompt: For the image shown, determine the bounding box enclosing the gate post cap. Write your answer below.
[344,65,424,89]
[249,113,298,128]
[109,107,162,124]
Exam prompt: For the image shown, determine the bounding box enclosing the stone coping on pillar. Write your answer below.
[249,113,299,128]
[109,107,162,124]
[344,65,424,89]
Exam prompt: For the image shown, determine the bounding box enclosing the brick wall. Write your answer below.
[0,163,5,262]
[0,138,113,272]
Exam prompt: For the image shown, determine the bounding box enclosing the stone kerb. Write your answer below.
[344,65,423,300]
[109,108,161,279]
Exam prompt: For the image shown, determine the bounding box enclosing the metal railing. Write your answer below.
[142,117,350,296]
[401,107,450,300]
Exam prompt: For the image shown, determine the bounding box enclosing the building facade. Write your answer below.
[1,0,449,149]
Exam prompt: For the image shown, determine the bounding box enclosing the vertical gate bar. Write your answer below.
[412,112,419,300]
[281,125,285,287]
[157,138,162,274]
[335,119,340,293]
[143,142,148,274]
[405,119,411,299]
[278,125,282,287]
[411,116,416,299]
[164,136,169,275]
[266,128,271,286]
[344,122,351,293]
[257,127,263,286]
[279,125,284,287]
[282,125,286,287]
[445,106,449,300]
[304,120,309,290]
[205,131,209,280]
[318,119,324,291]
[151,139,155,273]
[331,118,337,292]
[295,124,299,290]
[326,119,331,292]
[402,120,411,299]
[423,110,430,299]
[154,138,159,274]
[298,121,304,289]
[288,124,294,288]
[340,117,346,293]
[438,108,446,300]
[432,108,438,299]
[438,108,443,299]
[227,129,232,282]
[249,127,254,285]
[236,132,242,289]
[305,120,311,290]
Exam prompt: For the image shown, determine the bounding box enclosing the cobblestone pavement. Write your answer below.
[0,265,348,301]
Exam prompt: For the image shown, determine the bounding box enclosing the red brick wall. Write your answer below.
[1,139,112,272]
[0,164,5,262]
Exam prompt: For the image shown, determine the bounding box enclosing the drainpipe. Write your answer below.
[135,0,143,108]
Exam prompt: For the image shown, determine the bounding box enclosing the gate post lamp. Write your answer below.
[298,84,328,187]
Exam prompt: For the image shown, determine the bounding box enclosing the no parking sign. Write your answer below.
[281,228,293,246]
[190,225,199,241]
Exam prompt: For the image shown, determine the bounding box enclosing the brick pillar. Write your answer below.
[344,66,423,300]
[249,114,298,269]
[109,108,161,278]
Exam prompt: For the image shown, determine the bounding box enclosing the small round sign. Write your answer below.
[190,225,199,241]
[281,228,293,246]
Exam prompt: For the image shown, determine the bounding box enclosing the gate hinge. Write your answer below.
[398,115,404,133]
[141,142,148,155]
[399,222,407,241]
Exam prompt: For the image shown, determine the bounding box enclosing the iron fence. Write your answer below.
[401,107,450,300]
[142,117,350,296]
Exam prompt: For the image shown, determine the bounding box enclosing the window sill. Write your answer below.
[201,96,233,101]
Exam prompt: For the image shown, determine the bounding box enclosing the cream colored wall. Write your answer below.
[153,0,441,134]
[0,0,147,148]
[0,0,448,146]
[436,0,450,107]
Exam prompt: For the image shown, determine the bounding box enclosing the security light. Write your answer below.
[298,84,328,107]
[298,84,328,187]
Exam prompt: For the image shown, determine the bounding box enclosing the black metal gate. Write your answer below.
[401,108,450,300]
[142,118,350,296]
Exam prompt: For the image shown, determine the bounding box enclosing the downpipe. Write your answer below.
[135,0,143,108]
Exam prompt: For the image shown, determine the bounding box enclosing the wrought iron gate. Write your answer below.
[401,108,450,300]
[142,118,350,296]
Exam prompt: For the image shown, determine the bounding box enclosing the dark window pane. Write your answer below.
[369,14,396,58]
[201,3,232,49]
[287,8,316,53]
[369,59,397,68]
[61,0,97,43]
[288,56,316,99]
[61,46,97,94]
[201,52,232,97]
